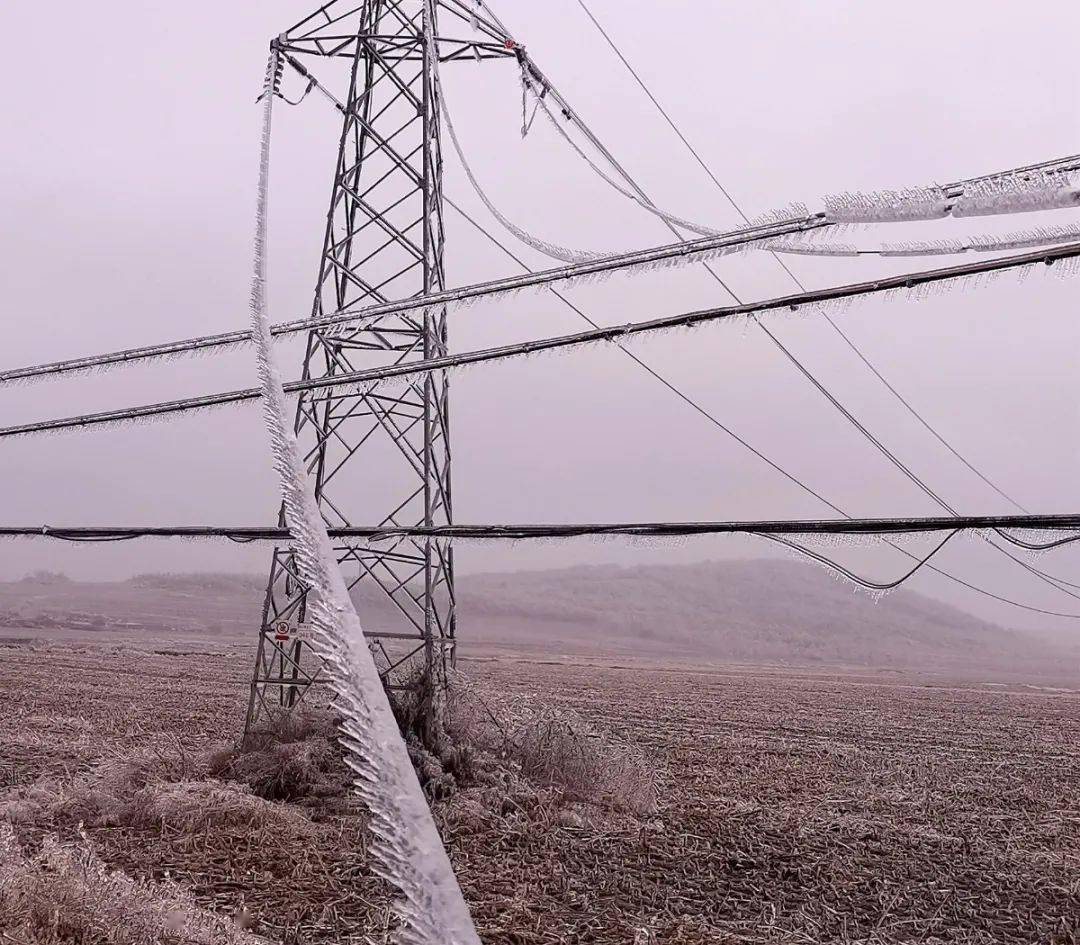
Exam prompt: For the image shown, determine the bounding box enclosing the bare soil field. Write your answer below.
[2,639,1079,944]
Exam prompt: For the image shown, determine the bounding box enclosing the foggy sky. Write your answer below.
[2,1,1079,637]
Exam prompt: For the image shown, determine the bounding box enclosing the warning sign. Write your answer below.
[272,619,310,643]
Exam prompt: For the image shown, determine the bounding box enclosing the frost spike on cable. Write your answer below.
[823,187,950,223]
[952,173,1080,217]
[5,236,1080,440]
[825,171,1080,223]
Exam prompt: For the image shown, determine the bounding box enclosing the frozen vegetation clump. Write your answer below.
[0,825,267,945]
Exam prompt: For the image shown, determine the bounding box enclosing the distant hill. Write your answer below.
[0,572,262,636]
[127,572,265,594]
[447,561,1066,675]
[3,561,1076,681]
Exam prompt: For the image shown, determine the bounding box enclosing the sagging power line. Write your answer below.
[526,2,1080,607]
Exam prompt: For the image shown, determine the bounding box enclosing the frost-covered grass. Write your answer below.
[444,672,658,817]
[0,825,265,945]
[6,643,1078,944]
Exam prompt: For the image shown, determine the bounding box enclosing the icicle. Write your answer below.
[248,45,481,945]
[750,202,811,227]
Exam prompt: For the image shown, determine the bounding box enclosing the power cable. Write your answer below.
[0,216,829,387]
[569,0,1043,518]
[10,518,1080,594]
[761,529,959,592]
[443,196,1080,618]
[566,0,1080,604]
[2,243,1076,439]
[17,514,1080,539]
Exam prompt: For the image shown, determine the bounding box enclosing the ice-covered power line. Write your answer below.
[3,240,1077,439]
[767,225,1080,258]
[444,195,1080,615]
[12,513,1080,540]
[3,149,1077,388]
[558,0,1080,603]
[245,44,480,945]
[558,0,1063,524]
[437,60,600,264]
[0,215,829,387]
[825,174,1080,223]
[10,516,1080,598]
[450,11,1080,618]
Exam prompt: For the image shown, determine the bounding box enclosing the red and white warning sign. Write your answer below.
[272,618,310,642]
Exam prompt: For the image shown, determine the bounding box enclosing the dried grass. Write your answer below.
[0,824,266,944]
[507,709,658,814]
[446,671,658,816]
[195,706,346,805]
[11,645,1078,943]
[127,780,316,839]
[238,705,337,752]
[2,742,320,843]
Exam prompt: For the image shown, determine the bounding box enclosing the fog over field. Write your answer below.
[5,559,1078,684]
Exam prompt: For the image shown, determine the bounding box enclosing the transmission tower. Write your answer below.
[244,1,513,745]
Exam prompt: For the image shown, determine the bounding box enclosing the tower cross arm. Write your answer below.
[280,0,516,62]
[280,34,515,62]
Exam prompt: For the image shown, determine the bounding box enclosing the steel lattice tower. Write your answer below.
[244,1,513,744]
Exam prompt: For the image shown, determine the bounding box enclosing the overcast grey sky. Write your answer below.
[1,1,1079,635]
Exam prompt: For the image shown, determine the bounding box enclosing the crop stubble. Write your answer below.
[2,643,1078,944]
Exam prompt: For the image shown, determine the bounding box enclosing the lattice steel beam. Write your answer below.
[244,0,511,746]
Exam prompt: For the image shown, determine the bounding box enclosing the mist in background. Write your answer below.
[1,1,1078,640]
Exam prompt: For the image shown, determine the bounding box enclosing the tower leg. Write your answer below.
[244,1,455,747]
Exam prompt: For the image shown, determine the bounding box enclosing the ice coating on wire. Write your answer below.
[763,223,1080,258]
[250,47,481,945]
[438,58,598,264]
[7,161,1080,389]
[4,238,1080,441]
[825,171,1080,223]
[952,172,1080,217]
[764,238,862,257]
[524,72,726,238]
[824,187,950,223]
